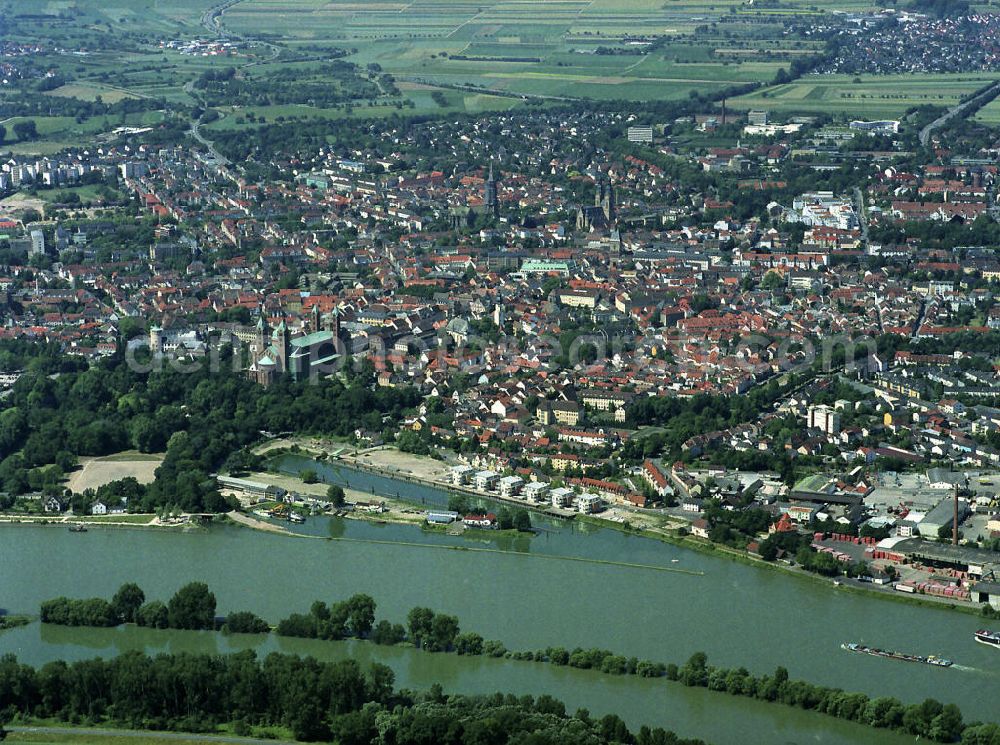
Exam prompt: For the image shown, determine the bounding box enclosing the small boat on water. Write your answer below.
[68,525,88,533]
[975,629,1000,649]
[841,642,952,667]
[287,512,306,524]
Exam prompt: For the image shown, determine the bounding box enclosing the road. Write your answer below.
[187,0,287,166]
[182,80,231,167]
[200,0,282,61]
[397,75,583,103]
[919,81,1000,146]
[200,0,244,35]
[189,114,231,167]
[7,726,296,744]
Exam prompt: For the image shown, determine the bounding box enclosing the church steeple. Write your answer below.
[596,174,615,224]
[273,317,289,373]
[255,304,269,354]
[310,301,321,333]
[484,159,499,218]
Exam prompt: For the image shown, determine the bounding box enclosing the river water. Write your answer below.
[0,455,994,744]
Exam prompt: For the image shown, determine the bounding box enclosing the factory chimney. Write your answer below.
[953,491,959,546]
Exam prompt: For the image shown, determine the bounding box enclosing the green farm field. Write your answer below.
[731,73,1000,118]
[974,96,1000,124]
[221,0,829,101]
[44,83,140,103]
[202,85,522,132]
[16,0,985,129]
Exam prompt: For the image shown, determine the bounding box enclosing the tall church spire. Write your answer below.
[484,158,499,218]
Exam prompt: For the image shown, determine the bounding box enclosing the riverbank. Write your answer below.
[265,446,985,616]
[590,516,986,617]
[258,440,580,520]
[323,450,991,617]
[339,448,581,520]
[225,511,294,535]
[0,514,199,530]
[248,467,428,527]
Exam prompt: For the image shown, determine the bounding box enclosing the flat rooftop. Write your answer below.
[891,538,999,567]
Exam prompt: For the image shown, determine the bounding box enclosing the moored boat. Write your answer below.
[975,629,1000,649]
[841,642,952,667]
[68,525,88,533]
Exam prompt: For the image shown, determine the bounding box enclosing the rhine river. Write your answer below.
[0,456,995,744]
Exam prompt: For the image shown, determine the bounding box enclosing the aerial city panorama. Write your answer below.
[2,0,1000,743]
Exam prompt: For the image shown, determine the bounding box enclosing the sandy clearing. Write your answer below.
[0,193,48,215]
[226,510,293,534]
[343,446,449,482]
[67,453,163,494]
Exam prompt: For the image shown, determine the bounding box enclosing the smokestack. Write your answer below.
[953,491,959,546]
[721,98,727,126]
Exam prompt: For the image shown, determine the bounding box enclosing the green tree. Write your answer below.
[513,509,532,532]
[110,583,145,624]
[12,120,37,142]
[135,600,169,629]
[679,651,709,687]
[344,594,376,637]
[223,611,270,634]
[447,494,469,513]
[454,632,484,655]
[167,582,217,630]
[761,270,784,290]
[406,606,434,647]
[427,613,460,652]
[370,620,406,645]
[327,484,346,507]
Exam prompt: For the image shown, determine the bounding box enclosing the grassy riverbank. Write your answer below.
[0,514,207,531]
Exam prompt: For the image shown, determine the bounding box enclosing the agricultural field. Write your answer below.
[202,88,520,132]
[224,0,879,42]
[10,0,995,132]
[5,0,220,32]
[974,96,1000,125]
[43,83,139,103]
[221,0,831,101]
[730,73,1000,119]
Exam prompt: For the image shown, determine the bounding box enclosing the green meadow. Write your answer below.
[974,95,1000,124]
[731,73,1000,119]
[221,0,824,101]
